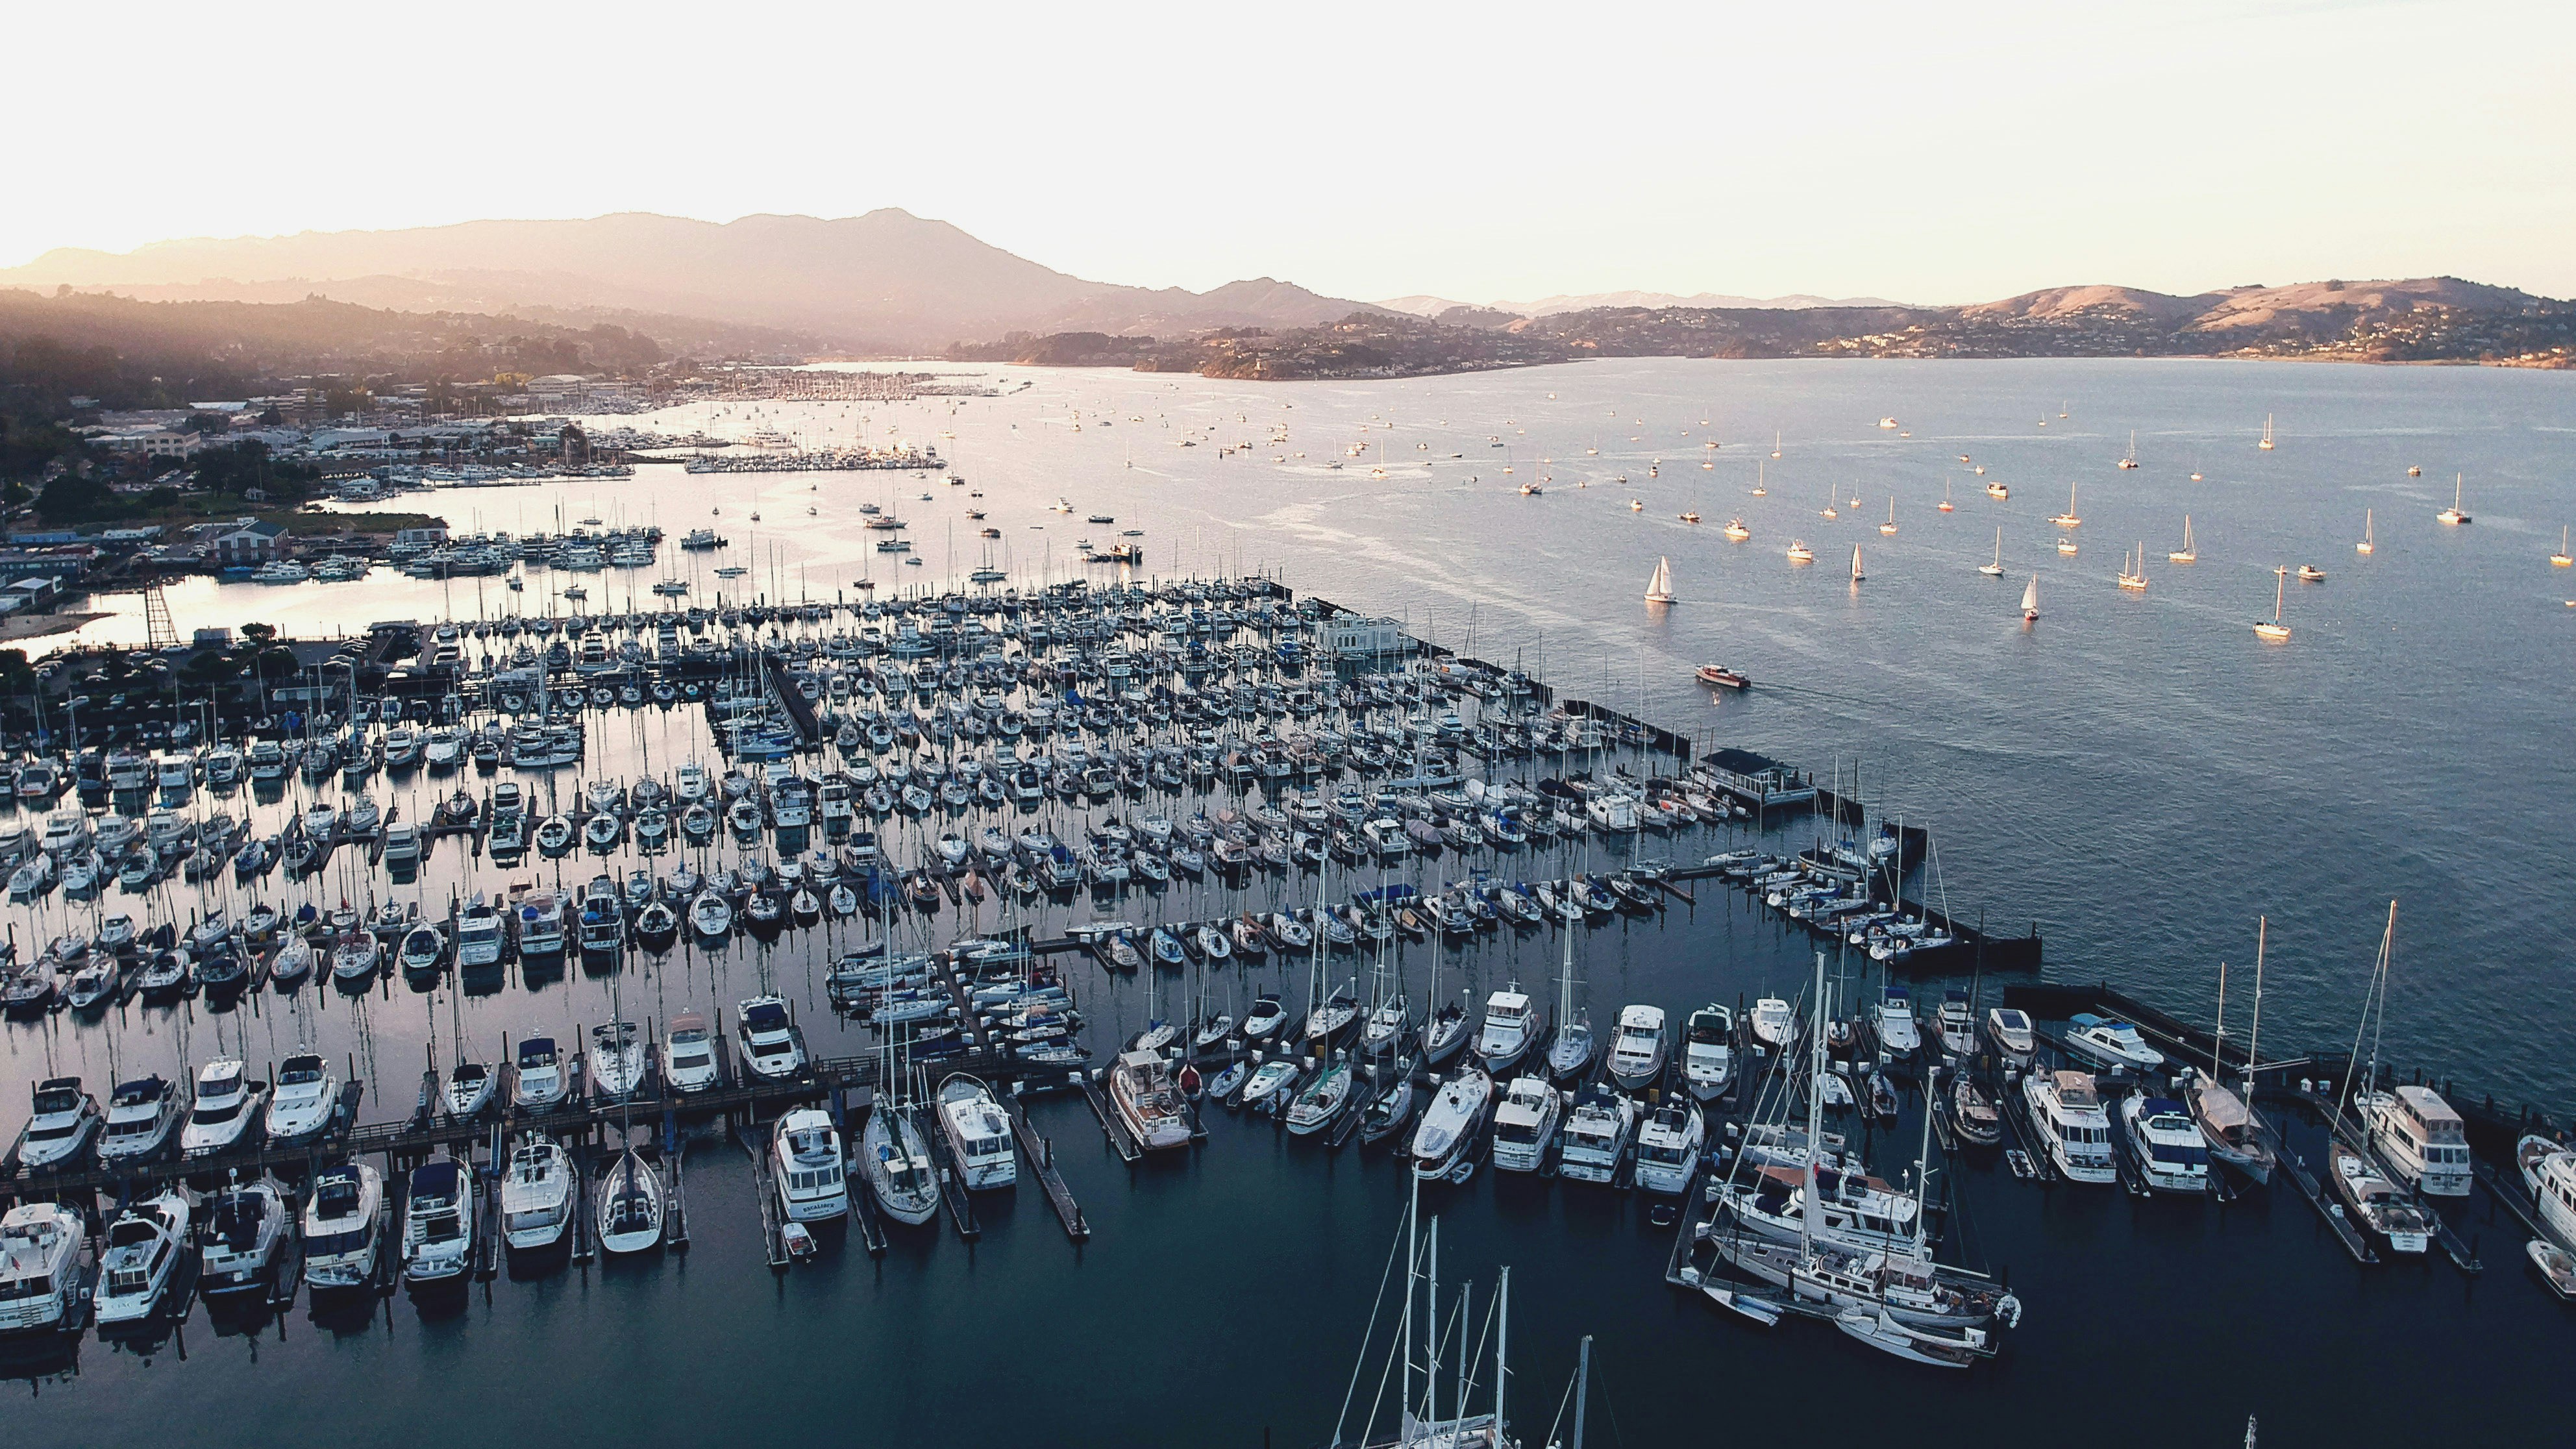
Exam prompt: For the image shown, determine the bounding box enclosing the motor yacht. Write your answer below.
[1109,1049,1193,1152]
[264,1052,340,1144]
[2064,1014,2166,1072]
[2329,1143,2430,1254]
[1873,990,1921,1059]
[1683,1004,1736,1101]
[93,1191,192,1325]
[97,1074,184,1167]
[1931,992,1977,1057]
[1410,1066,1494,1182]
[662,1009,720,1093]
[2357,1083,2471,1197]
[1606,1004,1670,1091]
[738,996,806,1080]
[771,1107,852,1222]
[1748,997,1796,1054]
[501,1133,575,1252]
[303,1161,386,1291]
[1983,1008,2037,1067]
[516,889,567,957]
[2020,1070,2118,1183]
[1476,985,1544,1076]
[936,1075,1018,1189]
[595,1149,665,1254]
[1557,1087,1640,1184]
[0,1201,86,1332]
[181,1059,267,1157]
[14,1076,101,1169]
[512,1036,569,1111]
[401,1158,477,1291]
[1489,1074,1563,1174]
[197,1176,291,1296]
[1633,1098,1707,1195]
[2118,1096,2210,1193]
[2516,1135,2576,1248]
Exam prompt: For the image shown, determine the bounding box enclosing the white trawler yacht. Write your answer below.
[304,1161,386,1291]
[1489,1075,1563,1174]
[2358,1084,2471,1198]
[1683,1004,1735,1100]
[2020,1071,2118,1184]
[1411,1066,1494,1183]
[93,1193,192,1324]
[501,1133,576,1251]
[771,1107,852,1222]
[936,1075,1018,1190]
[0,1201,87,1333]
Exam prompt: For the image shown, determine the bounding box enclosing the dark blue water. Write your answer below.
[13,358,2574,1443]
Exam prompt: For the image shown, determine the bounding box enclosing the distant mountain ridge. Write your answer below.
[0,210,1387,354]
[1379,290,1911,317]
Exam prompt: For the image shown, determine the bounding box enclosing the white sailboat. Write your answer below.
[2118,431,2140,469]
[1979,528,2005,576]
[2551,525,2571,567]
[1643,556,1677,605]
[2021,575,2040,623]
[2050,482,2081,526]
[2117,543,2147,591]
[1879,497,1898,535]
[1771,430,1782,459]
[1849,544,1865,584]
[2258,413,2275,451]
[2170,515,2197,564]
[2253,567,2291,640]
[2437,473,2471,525]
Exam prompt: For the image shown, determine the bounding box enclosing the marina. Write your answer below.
[1,356,2570,1446]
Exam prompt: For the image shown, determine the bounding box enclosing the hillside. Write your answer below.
[1,211,1387,353]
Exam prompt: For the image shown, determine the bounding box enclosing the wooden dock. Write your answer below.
[2260,1115,2379,1265]
[914,1102,981,1242]
[734,1121,789,1270]
[1006,1095,1090,1243]
[1078,1076,1143,1165]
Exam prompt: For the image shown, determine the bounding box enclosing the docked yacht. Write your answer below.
[97,1074,184,1167]
[1490,1075,1563,1174]
[1721,1154,1925,1255]
[511,1036,570,1111]
[1683,1004,1736,1101]
[935,1075,1018,1189]
[1634,1098,1707,1195]
[2516,1135,2576,1248]
[1557,1088,1640,1185]
[595,1149,666,1254]
[14,1077,101,1170]
[1872,990,1922,1059]
[771,1107,852,1222]
[2019,1070,2118,1183]
[2119,1096,2211,1194]
[303,1161,386,1291]
[1983,1008,2037,1067]
[862,1100,943,1224]
[93,1192,192,1324]
[1285,1058,1359,1137]
[662,1009,720,1093]
[445,1059,496,1121]
[454,893,504,968]
[0,1201,86,1333]
[1606,1005,1670,1091]
[501,1134,576,1251]
[1411,1066,1495,1182]
[2358,1084,2471,1197]
[738,995,807,1080]
[264,1052,340,1144]
[198,1178,290,1296]
[2064,1015,2166,1072]
[1476,984,1544,1076]
[401,1158,477,1290]
[1109,1049,1193,1152]
[2329,1143,2430,1254]
[2184,1072,2275,1183]
[515,889,567,958]
[590,1021,646,1101]
[180,1058,267,1157]
[1748,997,1796,1054]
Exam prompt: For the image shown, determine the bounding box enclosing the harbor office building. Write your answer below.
[1325,615,1409,669]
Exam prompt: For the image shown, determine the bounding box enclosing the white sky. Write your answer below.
[10,0,2571,304]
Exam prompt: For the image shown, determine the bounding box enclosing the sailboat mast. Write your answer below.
[2212,955,2228,1081]
[1494,1266,1510,1442]
[2247,921,2266,1082]
[1802,949,1827,1250]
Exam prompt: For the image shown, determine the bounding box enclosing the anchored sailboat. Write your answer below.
[1979,528,2005,576]
[1644,556,1677,605]
[2170,515,2197,564]
[2253,567,2291,639]
[2049,482,2081,527]
[2437,473,2472,525]
[2022,575,2040,623]
[2357,509,2375,556]
[2117,544,2147,591]
[1879,498,1899,535]
[2259,413,2276,451]
[2118,431,2140,469]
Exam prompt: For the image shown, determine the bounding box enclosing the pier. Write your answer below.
[1005,1094,1091,1243]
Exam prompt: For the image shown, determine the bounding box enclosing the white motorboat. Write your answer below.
[595,1149,666,1254]
[455,893,504,968]
[1109,1049,1193,1152]
[444,1059,495,1120]
[397,921,445,974]
[516,889,567,957]
[303,1161,386,1291]
[2119,1095,2210,1194]
[97,1074,184,1167]
[2064,1014,2166,1072]
[0,1201,86,1332]
[1557,1087,1640,1185]
[1410,1067,1494,1182]
[1748,997,1796,1053]
[14,1076,101,1170]
[1476,984,1544,1076]
[401,1158,477,1289]
[198,1178,291,1296]
[1606,1004,1670,1091]
[181,1058,267,1157]
[1872,990,1921,1058]
[1489,1074,1563,1174]
[737,996,806,1080]
[1633,1098,1706,1195]
[936,1075,1018,1190]
[1238,1057,1304,1112]
[265,1052,340,1143]
[662,1009,720,1093]
[2517,1135,2576,1248]
[501,1134,575,1251]
[1983,1007,2037,1066]
[2329,1143,2429,1254]
[2358,1084,2472,1198]
[1683,1004,1735,1101]
[771,1107,852,1222]
[2020,1070,2118,1184]
[511,1035,569,1111]
[93,1191,192,1324]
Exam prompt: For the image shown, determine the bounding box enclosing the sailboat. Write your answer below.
[2118,431,2140,469]
[1722,517,1750,541]
[1643,556,1677,605]
[1771,431,1782,460]
[1544,911,1592,1080]
[2170,515,2198,564]
[2551,526,2571,567]
[1879,498,1899,535]
[1978,528,2005,576]
[2117,544,2147,591]
[2253,568,2292,639]
[1820,487,1838,521]
[2021,575,2040,623]
[2437,473,2472,525]
[2357,509,2375,556]
[2049,482,2081,527]
[1752,461,1768,496]
[1849,544,1865,584]
[2258,414,2276,451]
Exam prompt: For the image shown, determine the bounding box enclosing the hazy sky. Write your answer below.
[12,0,2571,303]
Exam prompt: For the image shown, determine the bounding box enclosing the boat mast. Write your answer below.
[2211,954,2228,1081]
[1568,1331,1590,1449]
[1494,1265,1509,1444]
[1803,950,1827,1254]
[2246,920,2266,1085]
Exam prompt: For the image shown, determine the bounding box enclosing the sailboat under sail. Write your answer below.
[1644,556,1677,605]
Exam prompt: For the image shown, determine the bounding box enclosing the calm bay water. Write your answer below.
[10,357,2574,1443]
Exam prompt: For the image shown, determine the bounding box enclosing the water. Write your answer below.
[10,358,2572,1441]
